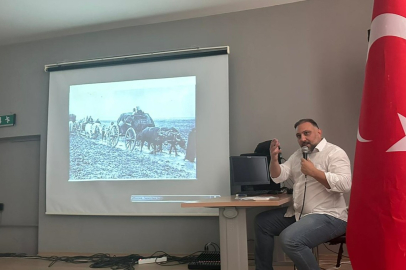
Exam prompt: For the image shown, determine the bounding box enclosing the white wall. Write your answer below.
[0,0,373,254]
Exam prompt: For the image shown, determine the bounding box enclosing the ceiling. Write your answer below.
[0,0,305,46]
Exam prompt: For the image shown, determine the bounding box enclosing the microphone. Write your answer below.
[301,146,310,179]
[301,146,310,160]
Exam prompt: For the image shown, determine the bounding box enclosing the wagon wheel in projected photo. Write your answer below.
[125,127,136,151]
[107,124,119,147]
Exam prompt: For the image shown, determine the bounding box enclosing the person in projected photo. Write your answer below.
[135,106,144,114]
[254,119,351,270]
[117,110,134,134]
[185,128,196,162]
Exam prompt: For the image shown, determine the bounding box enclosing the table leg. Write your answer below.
[219,207,248,270]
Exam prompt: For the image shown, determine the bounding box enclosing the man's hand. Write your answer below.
[269,139,282,178]
[270,139,281,162]
[301,158,316,176]
[301,158,331,188]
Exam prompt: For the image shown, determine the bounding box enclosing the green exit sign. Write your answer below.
[0,114,16,127]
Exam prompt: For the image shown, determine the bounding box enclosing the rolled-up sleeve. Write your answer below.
[272,153,296,183]
[325,149,352,193]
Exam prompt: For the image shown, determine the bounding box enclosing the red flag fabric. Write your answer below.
[347,0,406,269]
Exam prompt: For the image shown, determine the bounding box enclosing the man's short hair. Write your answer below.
[294,119,319,129]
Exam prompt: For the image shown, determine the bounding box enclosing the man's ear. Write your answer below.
[318,128,322,137]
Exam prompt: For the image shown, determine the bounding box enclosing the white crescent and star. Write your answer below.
[358,114,406,152]
[367,13,406,59]
[387,114,406,152]
[358,13,406,151]
[357,128,372,143]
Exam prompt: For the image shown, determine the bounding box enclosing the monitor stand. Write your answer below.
[238,185,270,196]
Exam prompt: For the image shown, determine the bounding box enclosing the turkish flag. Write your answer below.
[347,1,406,269]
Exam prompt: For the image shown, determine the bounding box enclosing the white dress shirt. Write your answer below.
[273,138,352,221]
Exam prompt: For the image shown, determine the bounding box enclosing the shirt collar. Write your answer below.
[313,138,327,153]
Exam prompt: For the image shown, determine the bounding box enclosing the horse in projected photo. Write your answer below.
[157,127,186,156]
[84,122,101,139]
[135,127,186,155]
[106,110,155,151]
[72,116,101,139]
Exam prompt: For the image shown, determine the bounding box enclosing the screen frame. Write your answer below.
[46,54,230,216]
[229,156,271,186]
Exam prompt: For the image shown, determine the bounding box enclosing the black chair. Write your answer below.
[312,233,346,269]
[326,234,346,268]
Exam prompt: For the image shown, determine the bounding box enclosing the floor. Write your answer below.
[0,254,352,270]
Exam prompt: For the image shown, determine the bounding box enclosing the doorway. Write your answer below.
[0,135,40,255]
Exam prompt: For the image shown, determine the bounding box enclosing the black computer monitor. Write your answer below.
[229,156,280,194]
[230,156,270,186]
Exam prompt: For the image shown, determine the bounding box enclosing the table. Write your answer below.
[181,194,292,270]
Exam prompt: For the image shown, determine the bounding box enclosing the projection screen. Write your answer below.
[46,51,229,216]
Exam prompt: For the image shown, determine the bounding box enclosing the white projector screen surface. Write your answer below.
[46,55,229,216]
[69,77,196,180]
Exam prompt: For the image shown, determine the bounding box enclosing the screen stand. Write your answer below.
[238,185,270,196]
[240,185,255,192]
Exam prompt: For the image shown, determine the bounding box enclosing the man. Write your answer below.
[255,119,351,270]
[185,128,196,162]
[136,106,144,114]
[117,110,134,135]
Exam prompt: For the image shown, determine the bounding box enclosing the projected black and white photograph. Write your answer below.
[68,76,196,181]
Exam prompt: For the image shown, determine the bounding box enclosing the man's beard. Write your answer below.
[301,141,316,152]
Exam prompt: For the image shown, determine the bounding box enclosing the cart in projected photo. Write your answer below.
[107,112,155,151]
